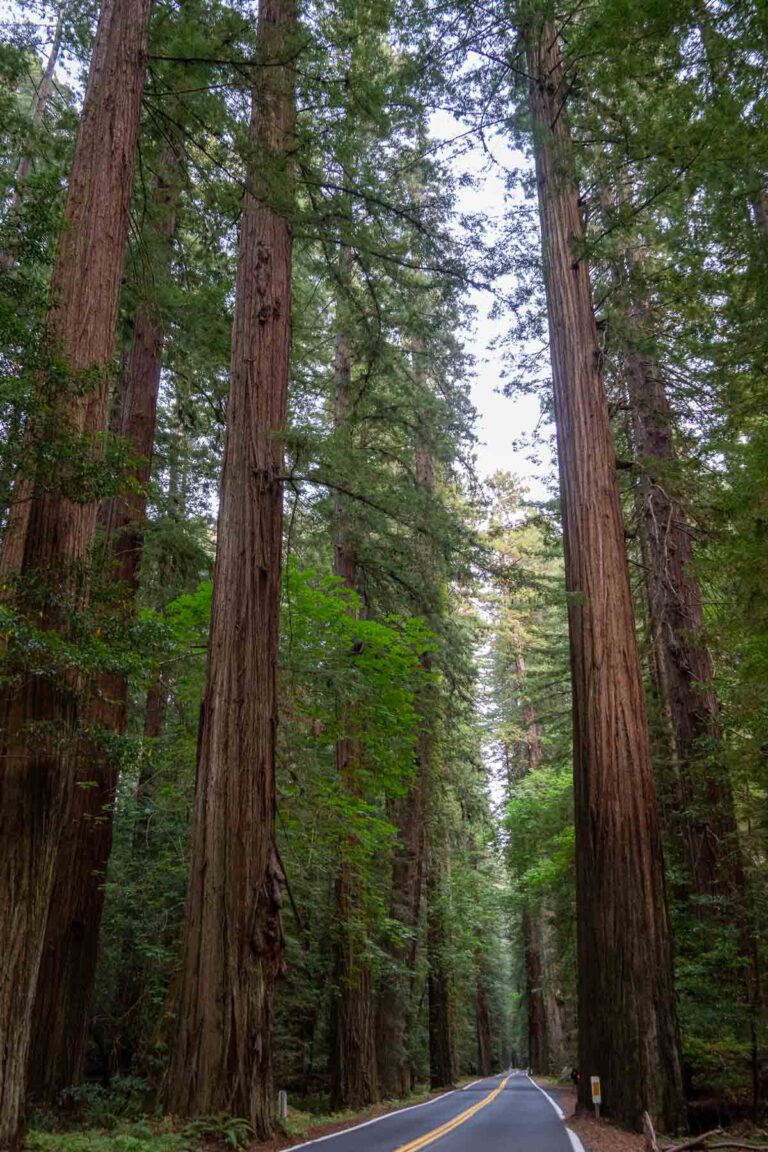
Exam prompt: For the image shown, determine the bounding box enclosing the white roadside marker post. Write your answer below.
[590,1076,602,1120]
[278,1090,288,1121]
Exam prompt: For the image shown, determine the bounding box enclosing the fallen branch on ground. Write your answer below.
[664,1129,724,1152]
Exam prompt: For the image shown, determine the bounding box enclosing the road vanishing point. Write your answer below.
[289,1072,581,1152]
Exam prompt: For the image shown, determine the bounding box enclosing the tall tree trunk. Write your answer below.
[414,346,457,1093]
[427,848,456,1089]
[0,11,66,551]
[623,287,744,903]
[522,907,548,1074]
[331,870,379,1110]
[166,1,295,1136]
[0,0,151,1142]
[514,652,542,772]
[475,958,494,1077]
[134,675,167,834]
[376,776,425,1098]
[525,17,685,1131]
[512,647,555,1074]
[376,344,433,1099]
[329,277,379,1112]
[539,908,568,1073]
[26,149,180,1100]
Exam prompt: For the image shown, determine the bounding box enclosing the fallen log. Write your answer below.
[663,1129,724,1152]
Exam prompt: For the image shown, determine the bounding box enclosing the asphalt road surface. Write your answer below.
[290,1071,577,1152]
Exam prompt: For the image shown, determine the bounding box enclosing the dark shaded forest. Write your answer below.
[0,0,767,1148]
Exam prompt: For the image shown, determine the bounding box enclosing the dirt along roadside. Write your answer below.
[533,1077,645,1152]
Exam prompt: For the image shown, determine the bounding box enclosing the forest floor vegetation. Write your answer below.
[24,1083,463,1152]
[536,1078,768,1152]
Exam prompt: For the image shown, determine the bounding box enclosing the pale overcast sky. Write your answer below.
[431,109,555,501]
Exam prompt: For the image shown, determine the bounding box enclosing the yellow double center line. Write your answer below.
[394,1076,510,1152]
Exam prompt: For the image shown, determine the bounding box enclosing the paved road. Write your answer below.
[290,1072,576,1152]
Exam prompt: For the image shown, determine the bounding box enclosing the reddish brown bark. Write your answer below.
[514,654,550,1075]
[522,908,548,1074]
[0,477,32,585]
[414,348,457,1093]
[376,773,425,1099]
[26,151,179,1100]
[136,677,167,810]
[427,850,456,1090]
[624,297,744,902]
[0,0,151,1142]
[514,652,542,772]
[526,17,685,1131]
[165,1,295,1136]
[331,868,379,1111]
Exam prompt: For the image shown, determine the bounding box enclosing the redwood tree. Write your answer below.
[27,145,181,1100]
[329,265,379,1112]
[376,344,433,1098]
[0,0,152,1142]
[620,267,744,904]
[166,0,296,1136]
[524,13,685,1130]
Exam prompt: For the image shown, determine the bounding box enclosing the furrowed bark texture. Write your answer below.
[376,775,424,1098]
[27,152,180,1100]
[331,870,379,1110]
[624,304,743,902]
[526,18,685,1131]
[542,909,570,1071]
[513,649,568,1074]
[0,0,151,1143]
[514,652,542,773]
[166,1,295,1135]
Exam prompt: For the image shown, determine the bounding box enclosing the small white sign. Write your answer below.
[591,1076,602,1104]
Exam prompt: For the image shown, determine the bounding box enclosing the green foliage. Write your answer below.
[28,1130,190,1152]
[6,0,768,1125]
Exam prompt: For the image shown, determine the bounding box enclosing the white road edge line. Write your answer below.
[526,1074,565,1120]
[284,1088,458,1150]
[567,1127,588,1152]
[462,1078,483,1091]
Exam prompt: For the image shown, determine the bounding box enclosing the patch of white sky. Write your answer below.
[9,2,552,799]
[8,0,556,503]
[429,107,555,504]
[426,110,559,802]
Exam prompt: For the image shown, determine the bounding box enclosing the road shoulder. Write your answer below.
[533,1076,645,1152]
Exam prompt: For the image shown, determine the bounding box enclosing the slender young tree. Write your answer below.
[524,12,685,1129]
[166,0,296,1135]
[0,0,152,1141]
